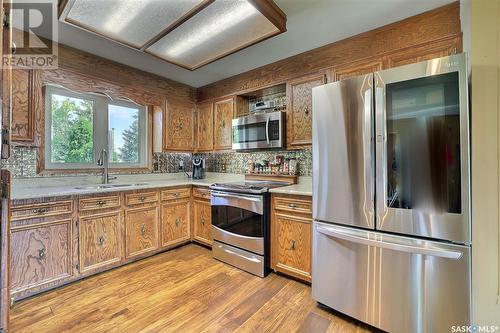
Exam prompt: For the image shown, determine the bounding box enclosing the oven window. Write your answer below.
[212,205,263,237]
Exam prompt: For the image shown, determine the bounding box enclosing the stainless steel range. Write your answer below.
[210,181,288,277]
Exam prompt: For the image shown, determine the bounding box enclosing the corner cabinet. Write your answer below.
[213,98,234,150]
[271,194,312,282]
[195,102,214,152]
[165,99,195,151]
[286,74,326,148]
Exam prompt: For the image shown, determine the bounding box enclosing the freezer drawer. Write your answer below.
[312,221,470,333]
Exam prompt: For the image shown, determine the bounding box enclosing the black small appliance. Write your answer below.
[192,158,205,179]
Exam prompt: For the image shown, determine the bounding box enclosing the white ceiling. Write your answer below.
[55,0,454,88]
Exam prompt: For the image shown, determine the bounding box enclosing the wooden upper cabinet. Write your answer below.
[384,35,462,69]
[286,74,325,148]
[195,102,213,152]
[10,220,73,293]
[165,99,195,151]
[328,58,384,82]
[125,205,159,259]
[79,211,122,273]
[213,98,234,150]
[11,69,41,145]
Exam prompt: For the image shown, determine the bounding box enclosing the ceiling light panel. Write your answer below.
[146,0,280,70]
[65,0,206,48]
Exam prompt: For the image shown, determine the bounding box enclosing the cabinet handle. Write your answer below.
[201,218,205,225]
[38,248,46,260]
[32,207,48,215]
[140,224,146,236]
[140,196,146,202]
[175,218,181,227]
[173,192,180,197]
[288,203,297,209]
[304,107,310,115]
[98,235,105,246]
[221,120,225,128]
[290,240,296,250]
[96,200,106,206]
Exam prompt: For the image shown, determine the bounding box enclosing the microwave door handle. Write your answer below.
[265,116,270,145]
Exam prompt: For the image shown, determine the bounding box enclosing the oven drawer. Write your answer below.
[212,241,265,277]
[212,225,264,255]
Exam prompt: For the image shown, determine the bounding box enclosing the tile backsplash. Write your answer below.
[2,146,312,178]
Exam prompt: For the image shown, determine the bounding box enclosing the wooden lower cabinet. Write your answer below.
[192,199,212,246]
[10,219,73,293]
[161,200,190,248]
[271,194,312,282]
[79,211,122,273]
[125,205,159,259]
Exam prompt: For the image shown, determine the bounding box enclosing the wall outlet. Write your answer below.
[179,160,184,171]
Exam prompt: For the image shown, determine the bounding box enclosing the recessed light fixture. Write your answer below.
[59,0,286,70]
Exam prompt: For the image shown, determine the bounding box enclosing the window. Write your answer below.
[45,86,149,169]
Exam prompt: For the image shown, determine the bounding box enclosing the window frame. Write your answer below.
[44,85,149,170]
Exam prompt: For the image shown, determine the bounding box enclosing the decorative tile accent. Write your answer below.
[2,146,312,178]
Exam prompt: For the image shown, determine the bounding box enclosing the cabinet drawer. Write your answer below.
[79,195,121,211]
[11,201,73,221]
[274,196,312,215]
[192,187,210,200]
[161,187,191,201]
[10,220,73,293]
[125,191,158,206]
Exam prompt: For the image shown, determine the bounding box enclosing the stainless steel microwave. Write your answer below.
[232,111,285,150]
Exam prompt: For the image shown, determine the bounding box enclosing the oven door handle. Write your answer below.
[211,192,262,202]
[265,116,270,145]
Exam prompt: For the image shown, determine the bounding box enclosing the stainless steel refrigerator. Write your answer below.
[312,53,470,333]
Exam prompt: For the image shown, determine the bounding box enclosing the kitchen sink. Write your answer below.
[73,183,149,190]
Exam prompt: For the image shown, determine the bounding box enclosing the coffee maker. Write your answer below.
[192,158,205,179]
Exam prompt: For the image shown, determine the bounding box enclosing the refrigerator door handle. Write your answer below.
[265,116,270,145]
[316,225,463,260]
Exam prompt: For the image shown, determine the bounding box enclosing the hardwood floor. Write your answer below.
[10,244,376,333]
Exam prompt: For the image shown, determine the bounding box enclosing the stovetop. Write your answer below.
[210,181,290,194]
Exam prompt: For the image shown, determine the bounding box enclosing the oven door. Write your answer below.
[211,191,265,254]
[232,111,285,150]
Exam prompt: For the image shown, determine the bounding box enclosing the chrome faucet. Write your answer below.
[97,149,117,184]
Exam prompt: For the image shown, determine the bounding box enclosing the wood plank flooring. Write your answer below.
[10,244,376,333]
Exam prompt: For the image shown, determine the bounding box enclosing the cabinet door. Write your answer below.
[213,98,233,150]
[384,35,461,68]
[125,205,159,258]
[274,214,312,282]
[196,102,213,151]
[11,69,42,144]
[161,200,190,248]
[286,74,325,148]
[328,58,383,82]
[192,200,212,246]
[10,220,72,293]
[79,211,122,273]
[165,99,194,151]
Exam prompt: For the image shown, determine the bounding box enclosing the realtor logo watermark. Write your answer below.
[451,325,500,332]
[3,0,58,69]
